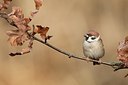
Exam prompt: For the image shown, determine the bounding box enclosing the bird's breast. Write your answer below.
[83,40,104,59]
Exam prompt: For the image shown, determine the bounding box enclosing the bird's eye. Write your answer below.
[91,37,96,40]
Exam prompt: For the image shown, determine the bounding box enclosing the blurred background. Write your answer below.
[0,0,128,85]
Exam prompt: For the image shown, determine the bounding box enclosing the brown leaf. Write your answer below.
[6,30,19,36]
[0,3,3,10]
[3,0,12,9]
[34,0,42,10]
[30,10,38,17]
[9,52,22,56]
[117,56,128,66]
[2,0,12,9]
[117,36,128,66]
[8,7,32,31]
[8,6,24,19]
[36,25,49,33]
[22,18,32,25]
[21,39,33,54]
[9,39,33,56]
[34,25,49,39]
[9,47,31,56]
[6,30,29,46]
[9,15,20,23]
[21,48,31,54]
[4,0,12,4]
[0,0,12,10]
[16,18,31,31]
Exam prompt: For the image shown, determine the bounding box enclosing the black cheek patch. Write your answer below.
[85,36,89,41]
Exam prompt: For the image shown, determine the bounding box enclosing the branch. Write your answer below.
[32,35,113,65]
[0,9,128,77]
[30,33,128,71]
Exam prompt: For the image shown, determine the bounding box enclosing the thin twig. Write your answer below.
[31,34,128,71]
[0,11,128,71]
[32,35,115,67]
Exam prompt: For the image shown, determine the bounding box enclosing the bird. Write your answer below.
[83,30,105,65]
[117,36,128,66]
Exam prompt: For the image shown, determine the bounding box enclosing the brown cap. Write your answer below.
[86,30,99,37]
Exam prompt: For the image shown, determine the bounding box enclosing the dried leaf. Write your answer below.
[8,6,24,19]
[8,7,32,31]
[3,0,12,9]
[21,39,33,54]
[30,10,38,17]
[0,3,3,10]
[34,25,49,39]
[36,25,49,33]
[21,48,31,54]
[9,39,33,56]
[6,30,19,36]
[8,15,20,23]
[0,0,12,10]
[9,52,22,56]
[16,20,31,31]
[23,18,32,25]
[34,0,42,10]
[6,30,29,46]
[4,0,12,4]
[117,36,128,66]
[9,47,31,56]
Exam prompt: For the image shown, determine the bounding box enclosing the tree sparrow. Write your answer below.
[83,30,105,65]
